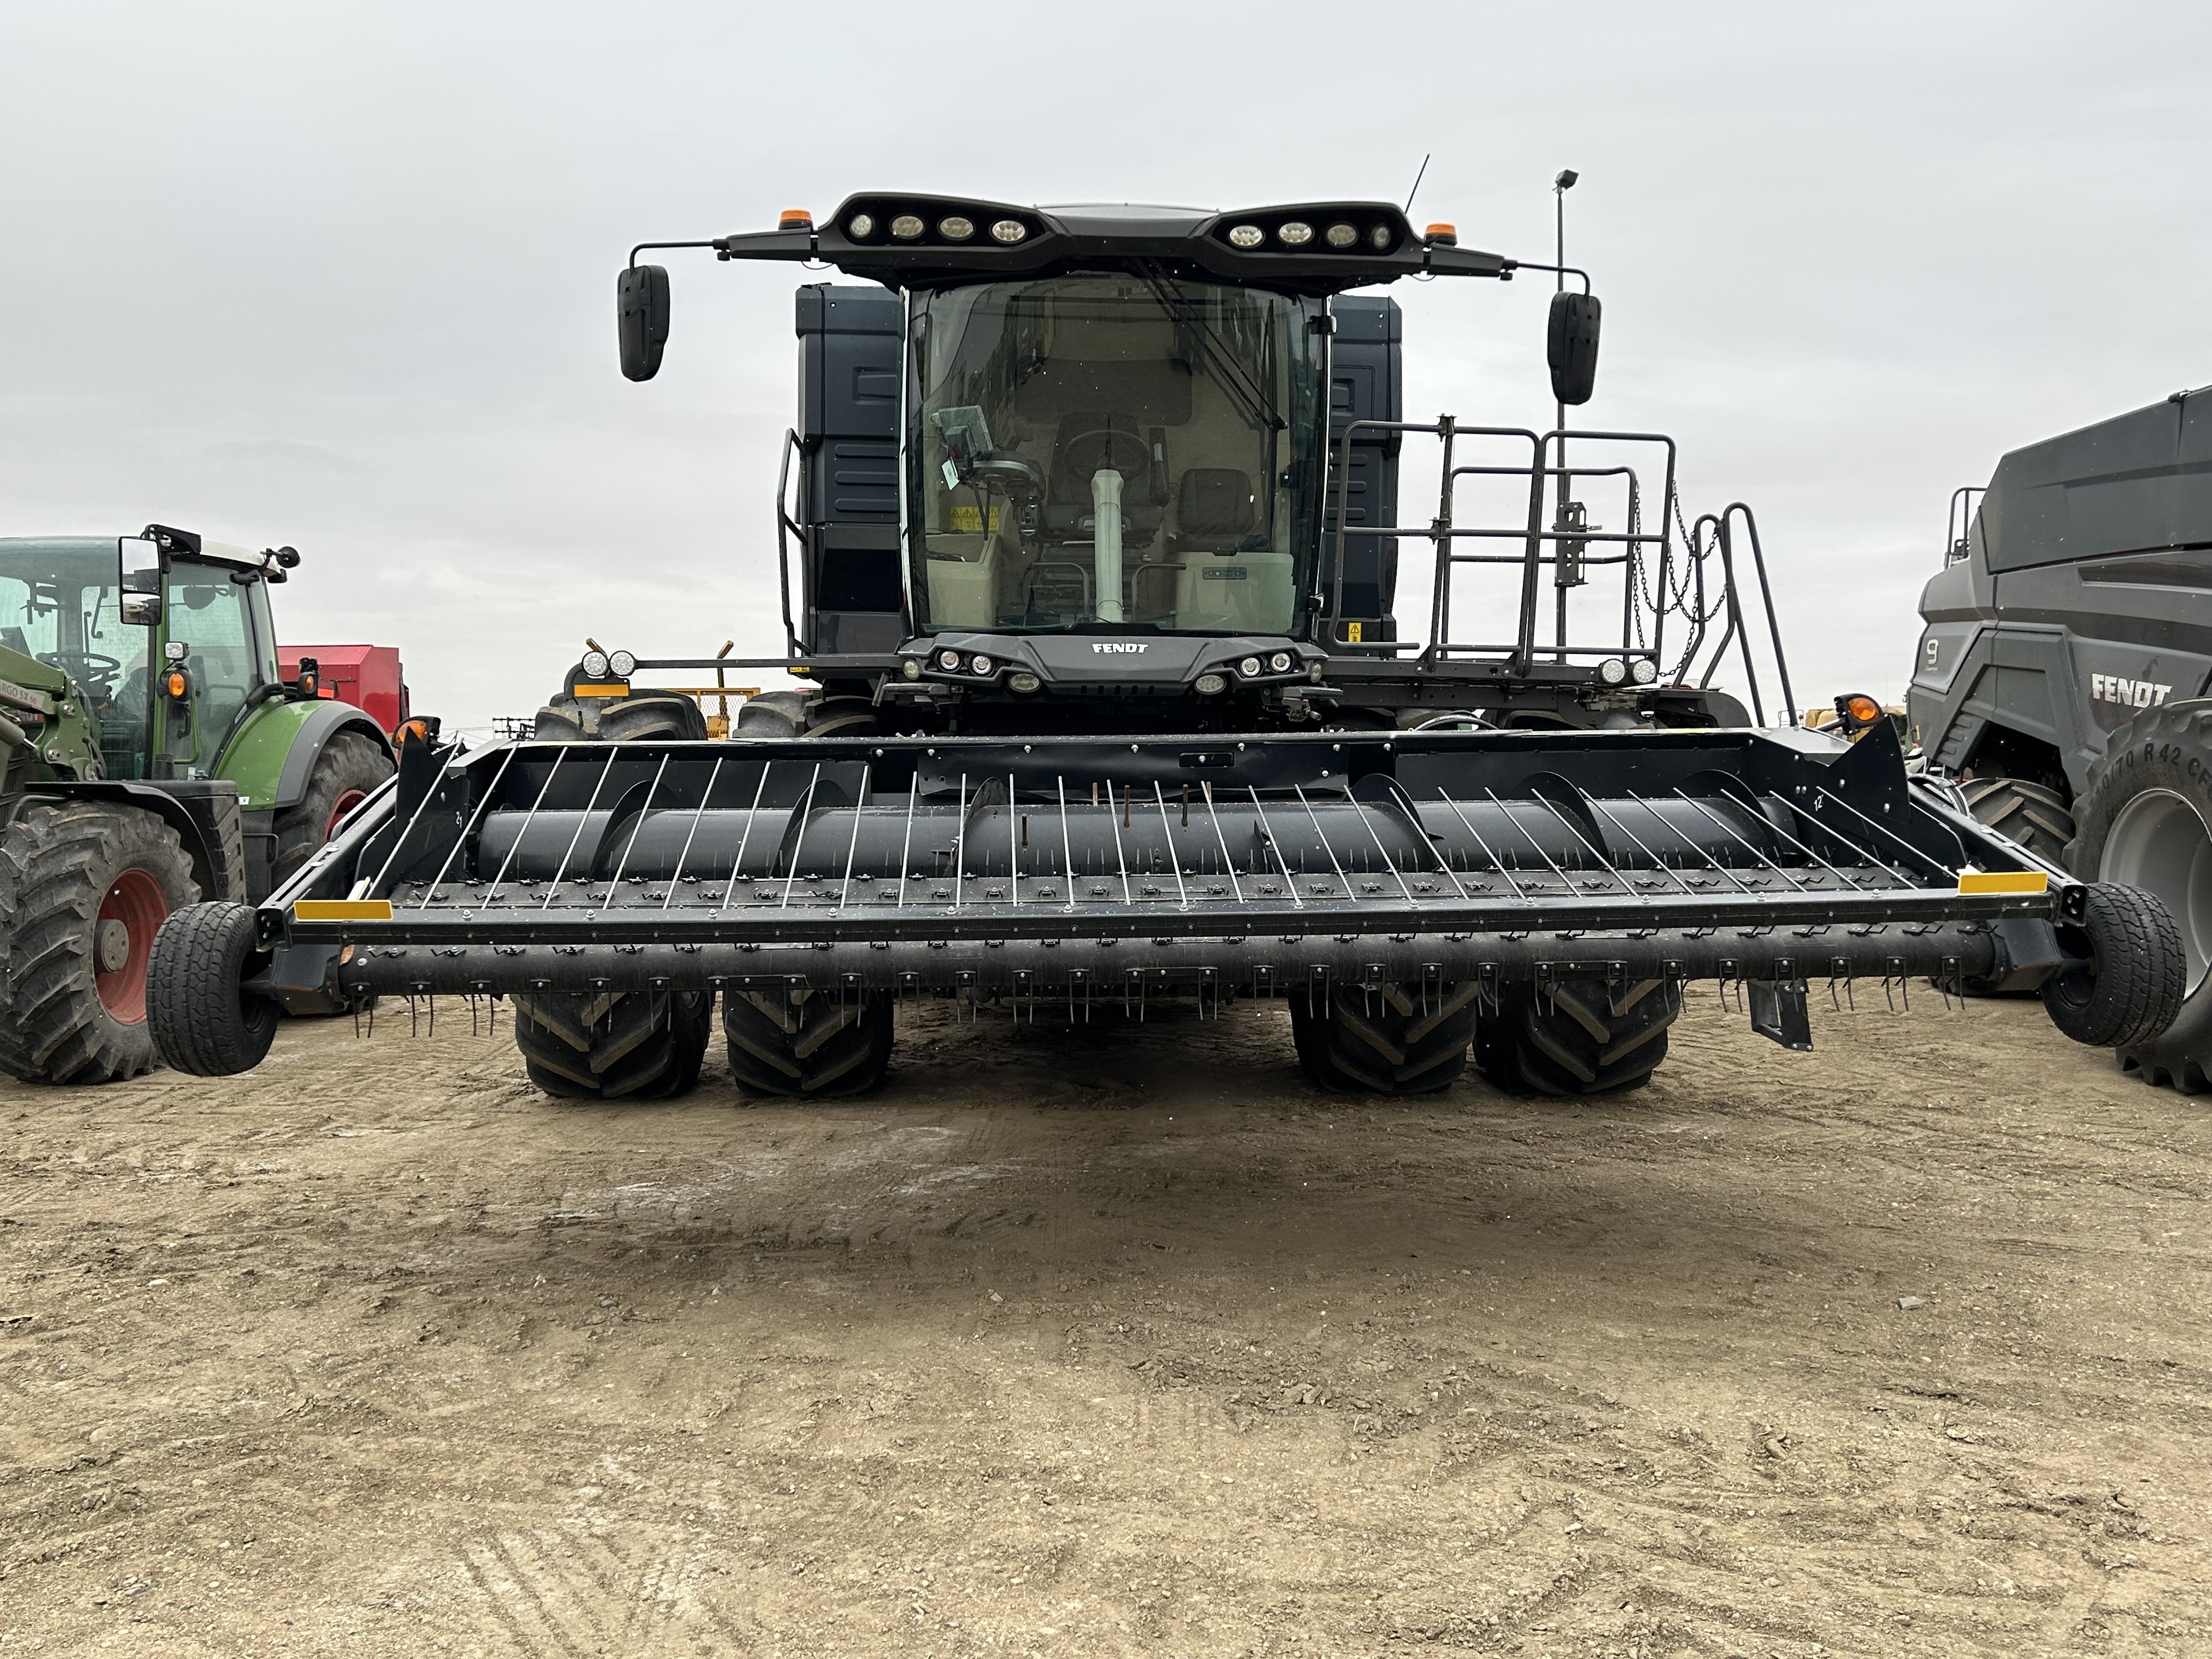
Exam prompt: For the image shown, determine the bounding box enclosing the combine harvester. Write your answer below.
[146,194,2186,1097]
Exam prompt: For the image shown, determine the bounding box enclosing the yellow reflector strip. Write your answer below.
[1957,870,2050,895]
[572,682,630,698]
[294,899,394,922]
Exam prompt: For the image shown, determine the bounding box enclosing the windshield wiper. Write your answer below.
[1135,264,1285,433]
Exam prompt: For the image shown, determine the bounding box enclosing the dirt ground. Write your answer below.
[2,988,2209,1659]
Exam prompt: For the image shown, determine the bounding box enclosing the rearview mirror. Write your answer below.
[617,264,670,382]
[1547,290,1602,407]
[117,537,162,623]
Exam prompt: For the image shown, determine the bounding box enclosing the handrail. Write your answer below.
[1323,415,1796,724]
[1945,484,1985,568]
[775,428,805,657]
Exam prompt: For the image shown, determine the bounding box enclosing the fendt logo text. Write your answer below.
[1091,642,1149,654]
[2092,673,2171,708]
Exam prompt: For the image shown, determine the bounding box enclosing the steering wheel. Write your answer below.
[969,456,1046,501]
[1057,422,1150,484]
[42,650,123,695]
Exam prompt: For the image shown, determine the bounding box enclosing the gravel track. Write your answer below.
[2,990,2208,1657]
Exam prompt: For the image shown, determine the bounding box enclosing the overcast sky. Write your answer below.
[4,1,2207,734]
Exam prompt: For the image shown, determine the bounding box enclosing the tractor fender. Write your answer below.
[273,701,394,811]
[4,780,245,904]
[217,698,395,812]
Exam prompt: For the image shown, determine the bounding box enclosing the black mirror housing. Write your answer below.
[1547,290,1601,406]
[618,264,671,382]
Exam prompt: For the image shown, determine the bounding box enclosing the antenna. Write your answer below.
[1403,153,1432,215]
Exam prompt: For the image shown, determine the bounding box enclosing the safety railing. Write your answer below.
[1324,418,1797,725]
[1944,484,1986,567]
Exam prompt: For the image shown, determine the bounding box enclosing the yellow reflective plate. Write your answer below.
[572,682,630,698]
[293,899,394,922]
[1957,870,2051,895]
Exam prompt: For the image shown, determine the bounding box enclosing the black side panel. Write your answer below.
[1321,296,1402,642]
[1983,393,2212,574]
[796,284,905,654]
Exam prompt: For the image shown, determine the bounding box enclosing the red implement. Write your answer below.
[278,644,410,734]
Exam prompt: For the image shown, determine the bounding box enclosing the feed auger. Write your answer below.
[145,193,2186,1097]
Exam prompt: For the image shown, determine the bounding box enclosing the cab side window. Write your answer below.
[165,562,261,769]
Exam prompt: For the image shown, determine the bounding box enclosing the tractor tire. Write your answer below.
[510,988,713,1100]
[0,801,200,1085]
[270,730,394,890]
[1475,976,1683,1096]
[735,690,879,740]
[723,985,893,1098]
[2064,702,2212,1088]
[145,901,282,1076]
[1289,980,1481,1094]
[534,687,708,743]
[1962,774,2076,866]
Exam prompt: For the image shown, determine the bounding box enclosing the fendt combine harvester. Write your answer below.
[148,194,2186,1098]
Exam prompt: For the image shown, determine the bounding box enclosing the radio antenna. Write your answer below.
[1403,153,1432,215]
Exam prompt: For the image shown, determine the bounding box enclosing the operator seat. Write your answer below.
[1168,468,1259,554]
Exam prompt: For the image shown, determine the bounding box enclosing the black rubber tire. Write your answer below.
[1290,980,1481,1093]
[1962,774,2076,866]
[145,901,281,1077]
[270,730,394,890]
[2064,702,2212,1088]
[734,690,879,740]
[723,986,893,1097]
[510,989,712,1100]
[1475,976,1683,1096]
[0,802,201,1084]
[534,687,708,743]
[2040,882,2186,1049]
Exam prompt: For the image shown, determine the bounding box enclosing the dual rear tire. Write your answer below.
[510,986,894,1102]
[1289,974,1683,1097]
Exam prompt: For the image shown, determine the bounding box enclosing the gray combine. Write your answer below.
[1913,387,2212,1088]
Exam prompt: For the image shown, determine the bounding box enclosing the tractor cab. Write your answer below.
[0,531,297,784]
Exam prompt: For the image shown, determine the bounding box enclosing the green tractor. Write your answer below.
[0,525,396,1084]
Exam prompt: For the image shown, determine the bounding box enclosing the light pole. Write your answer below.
[1553,170,1581,658]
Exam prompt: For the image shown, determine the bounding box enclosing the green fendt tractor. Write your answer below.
[0,526,395,1084]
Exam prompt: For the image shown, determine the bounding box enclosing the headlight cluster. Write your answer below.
[579,648,636,681]
[843,204,1035,246]
[1197,650,1301,693]
[922,648,1001,679]
[1221,216,1397,255]
[1597,657,1661,686]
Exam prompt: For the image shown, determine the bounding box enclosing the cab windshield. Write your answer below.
[909,274,1324,636]
[0,539,148,778]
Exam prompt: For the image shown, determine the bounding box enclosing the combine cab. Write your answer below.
[146,194,2187,1097]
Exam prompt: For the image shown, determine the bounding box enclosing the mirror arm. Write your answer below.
[1500,258,1593,294]
[628,228,819,269]
[1421,245,1512,279]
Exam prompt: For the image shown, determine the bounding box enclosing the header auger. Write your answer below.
[145,191,2187,1097]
